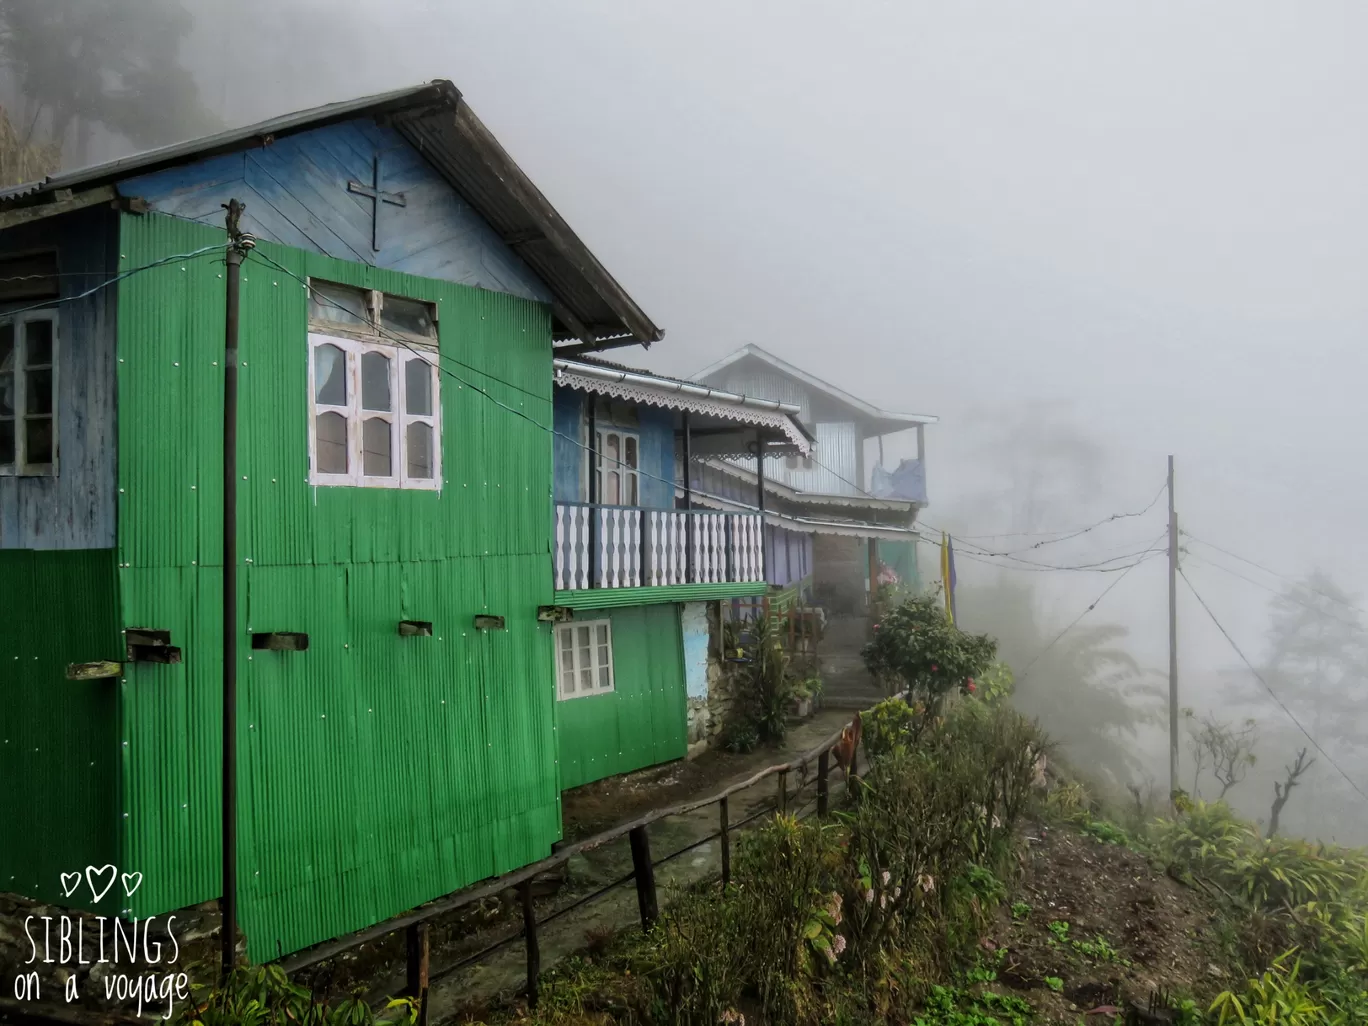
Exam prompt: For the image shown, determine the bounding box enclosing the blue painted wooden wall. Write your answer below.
[551,387,675,508]
[0,208,118,549]
[119,120,551,302]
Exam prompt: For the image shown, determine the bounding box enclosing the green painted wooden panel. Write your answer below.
[115,213,560,960]
[556,604,687,790]
[0,549,121,907]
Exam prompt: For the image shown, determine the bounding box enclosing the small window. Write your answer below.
[0,311,58,476]
[595,429,639,506]
[555,619,615,700]
[306,280,437,344]
[308,332,440,489]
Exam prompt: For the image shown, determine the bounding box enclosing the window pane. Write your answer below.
[606,434,620,465]
[626,475,638,507]
[562,669,575,695]
[315,412,348,473]
[0,373,11,416]
[310,282,369,327]
[381,294,436,338]
[580,667,593,691]
[314,344,346,406]
[25,368,51,415]
[362,418,392,476]
[405,359,432,416]
[24,320,52,366]
[606,472,620,506]
[0,419,12,465]
[361,352,391,411]
[625,436,637,469]
[25,417,51,464]
[598,666,610,689]
[406,422,433,479]
[596,624,609,645]
[577,626,590,648]
[0,323,13,371]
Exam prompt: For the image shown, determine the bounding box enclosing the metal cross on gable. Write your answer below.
[347,153,407,252]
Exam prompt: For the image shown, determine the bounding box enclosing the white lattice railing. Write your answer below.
[554,503,765,591]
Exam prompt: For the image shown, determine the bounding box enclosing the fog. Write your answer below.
[11,1,1366,838]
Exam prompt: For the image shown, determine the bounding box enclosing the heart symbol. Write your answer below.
[121,871,143,898]
[85,864,117,903]
[60,872,81,898]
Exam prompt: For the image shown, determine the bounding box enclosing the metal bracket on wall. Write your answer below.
[536,606,574,623]
[473,615,506,631]
[398,620,434,637]
[250,632,310,652]
[126,628,182,664]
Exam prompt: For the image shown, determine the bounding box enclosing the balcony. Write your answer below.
[554,502,766,591]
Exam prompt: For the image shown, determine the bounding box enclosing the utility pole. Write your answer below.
[1167,455,1179,807]
[221,199,253,979]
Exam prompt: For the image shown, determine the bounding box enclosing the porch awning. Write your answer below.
[554,358,813,455]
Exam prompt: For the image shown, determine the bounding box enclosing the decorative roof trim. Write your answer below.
[555,364,812,453]
[702,458,920,511]
[681,488,922,542]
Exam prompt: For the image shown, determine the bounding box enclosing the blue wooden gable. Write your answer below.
[118,119,552,301]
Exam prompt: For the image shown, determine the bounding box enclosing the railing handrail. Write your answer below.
[555,501,758,514]
[278,694,893,974]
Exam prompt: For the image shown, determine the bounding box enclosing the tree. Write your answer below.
[954,575,1161,788]
[0,0,217,167]
[1262,571,1368,750]
[1184,711,1258,800]
[862,594,996,709]
[1267,748,1315,838]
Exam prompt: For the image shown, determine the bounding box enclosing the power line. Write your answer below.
[1013,535,1165,680]
[1183,554,1368,633]
[0,244,224,318]
[954,545,1166,574]
[1178,567,1368,807]
[1181,531,1368,619]
[969,482,1167,557]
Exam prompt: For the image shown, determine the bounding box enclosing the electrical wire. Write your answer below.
[250,248,804,521]
[1181,531,1368,619]
[1013,533,1166,681]
[0,244,224,318]
[1182,554,1368,634]
[1178,567,1368,806]
[954,545,1167,574]
[965,482,1167,557]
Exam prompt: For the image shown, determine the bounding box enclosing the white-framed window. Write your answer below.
[305,280,440,490]
[0,310,58,477]
[785,453,813,471]
[555,619,615,700]
[595,429,639,506]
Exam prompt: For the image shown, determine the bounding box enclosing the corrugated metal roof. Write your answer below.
[2,80,661,346]
[693,343,938,431]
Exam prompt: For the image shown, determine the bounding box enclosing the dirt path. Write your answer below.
[423,709,855,1023]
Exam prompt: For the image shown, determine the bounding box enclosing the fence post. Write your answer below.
[817,751,829,817]
[719,796,731,888]
[521,880,540,1009]
[724,515,734,582]
[405,922,430,1026]
[777,769,788,815]
[639,509,650,587]
[628,826,658,931]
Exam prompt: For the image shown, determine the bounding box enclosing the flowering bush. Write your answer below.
[861,595,997,709]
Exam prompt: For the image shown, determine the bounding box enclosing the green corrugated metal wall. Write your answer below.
[556,603,687,790]
[116,213,559,959]
[0,549,121,907]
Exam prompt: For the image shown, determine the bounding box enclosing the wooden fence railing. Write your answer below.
[279,705,882,1018]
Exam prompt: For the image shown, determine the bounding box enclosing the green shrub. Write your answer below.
[862,595,997,708]
[180,965,417,1026]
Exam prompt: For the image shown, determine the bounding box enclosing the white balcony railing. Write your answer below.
[554,503,765,591]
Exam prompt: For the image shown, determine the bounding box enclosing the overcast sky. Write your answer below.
[165,1,1366,805]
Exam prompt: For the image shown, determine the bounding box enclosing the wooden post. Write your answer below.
[521,880,540,1009]
[719,796,731,888]
[587,398,599,588]
[777,769,788,815]
[817,751,829,817]
[628,826,658,931]
[405,922,430,1026]
[683,412,694,584]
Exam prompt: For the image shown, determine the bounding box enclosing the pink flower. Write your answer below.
[930,664,939,672]
[832,934,847,956]
[966,681,977,694]
[822,944,837,965]
[864,888,875,904]
[880,894,887,909]
[881,870,891,886]
[719,1011,745,1025]
[918,873,936,893]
